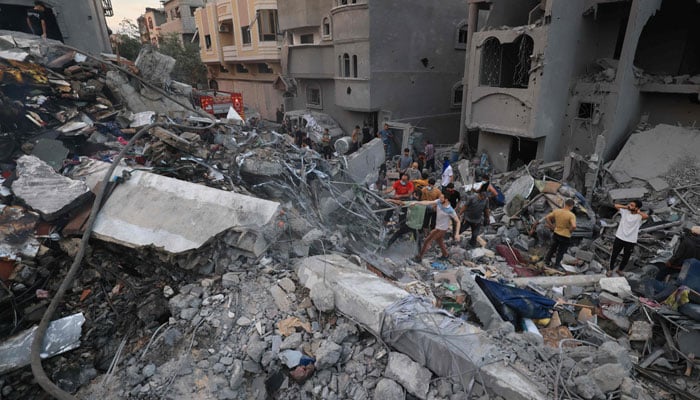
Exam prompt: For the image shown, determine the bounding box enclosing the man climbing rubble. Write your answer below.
[608,200,648,276]
[544,199,577,270]
[411,194,461,262]
[459,184,490,248]
[656,225,700,281]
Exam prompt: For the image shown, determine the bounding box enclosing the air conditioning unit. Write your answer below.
[219,24,230,33]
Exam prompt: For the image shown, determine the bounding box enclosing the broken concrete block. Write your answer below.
[589,363,626,393]
[373,378,404,400]
[599,292,623,305]
[30,139,69,171]
[68,159,280,258]
[647,177,669,192]
[458,268,513,333]
[344,138,385,184]
[310,281,335,312]
[575,249,594,262]
[314,340,342,369]
[384,352,431,400]
[608,188,647,202]
[599,277,632,297]
[269,285,291,312]
[12,155,91,221]
[134,46,175,86]
[0,206,40,260]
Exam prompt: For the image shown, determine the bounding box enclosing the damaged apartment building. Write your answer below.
[460,0,700,173]
[277,0,468,140]
[0,0,112,54]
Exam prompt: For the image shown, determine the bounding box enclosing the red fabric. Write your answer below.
[392,180,414,196]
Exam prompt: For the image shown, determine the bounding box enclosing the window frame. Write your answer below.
[455,21,468,50]
[258,10,279,42]
[306,85,322,108]
[451,82,464,108]
[241,26,252,46]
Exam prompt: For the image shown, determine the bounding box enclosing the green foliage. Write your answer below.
[157,34,208,87]
[116,34,142,61]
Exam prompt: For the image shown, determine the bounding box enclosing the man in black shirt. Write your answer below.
[26,2,62,41]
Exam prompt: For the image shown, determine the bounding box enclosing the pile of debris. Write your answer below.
[0,31,699,400]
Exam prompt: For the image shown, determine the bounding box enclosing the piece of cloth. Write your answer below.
[546,233,571,268]
[615,208,643,243]
[434,200,456,231]
[463,194,488,224]
[475,276,555,327]
[609,237,636,271]
[663,286,691,311]
[669,233,700,267]
[391,180,414,197]
[441,165,453,187]
[546,208,576,238]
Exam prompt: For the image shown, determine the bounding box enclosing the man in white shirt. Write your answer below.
[411,194,461,262]
[608,200,648,276]
[441,157,453,188]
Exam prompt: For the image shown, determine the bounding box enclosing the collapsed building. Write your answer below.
[460,0,700,173]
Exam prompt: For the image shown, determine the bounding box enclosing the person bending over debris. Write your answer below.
[657,225,700,281]
[412,194,461,262]
[544,199,577,270]
[608,200,648,276]
[459,184,490,248]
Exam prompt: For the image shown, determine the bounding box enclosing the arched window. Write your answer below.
[338,55,342,76]
[322,17,331,38]
[352,55,358,78]
[343,53,350,77]
[479,35,534,88]
[451,82,463,107]
[479,37,501,87]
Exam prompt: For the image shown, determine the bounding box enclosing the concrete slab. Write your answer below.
[69,159,280,256]
[609,124,700,181]
[647,177,669,192]
[30,139,69,171]
[608,187,648,202]
[296,255,545,400]
[11,156,92,221]
[512,274,606,288]
[344,138,385,184]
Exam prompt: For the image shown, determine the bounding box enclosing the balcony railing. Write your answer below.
[217,0,233,21]
[222,45,238,61]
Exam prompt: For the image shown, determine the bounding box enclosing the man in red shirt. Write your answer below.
[385,174,414,200]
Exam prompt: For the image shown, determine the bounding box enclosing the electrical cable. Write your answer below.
[30,122,162,400]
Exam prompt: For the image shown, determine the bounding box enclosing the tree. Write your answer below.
[157,33,207,87]
[113,19,142,61]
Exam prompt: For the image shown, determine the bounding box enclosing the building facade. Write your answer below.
[157,0,205,45]
[460,0,700,172]
[277,0,467,144]
[194,0,284,121]
[137,8,167,46]
[0,0,112,54]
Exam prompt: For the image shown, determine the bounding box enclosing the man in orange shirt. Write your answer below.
[544,199,577,269]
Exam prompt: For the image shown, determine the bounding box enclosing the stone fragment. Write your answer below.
[373,378,404,400]
[142,364,156,378]
[270,285,292,312]
[315,341,342,369]
[647,177,669,191]
[608,188,647,202]
[575,249,594,262]
[222,273,239,288]
[384,352,431,400]
[574,375,604,400]
[12,155,91,221]
[589,363,626,393]
[229,359,244,389]
[310,282,335,312]
[236,316,252,327]
[280,333,302,351]
[278,277,296,294]
[246,341,267,363]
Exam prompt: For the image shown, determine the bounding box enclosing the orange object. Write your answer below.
[80,289,92,302]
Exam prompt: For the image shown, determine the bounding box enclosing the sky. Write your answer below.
[107,0,163,32]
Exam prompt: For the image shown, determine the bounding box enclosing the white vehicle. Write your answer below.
[283,110,344,143]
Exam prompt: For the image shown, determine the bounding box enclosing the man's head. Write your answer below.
[324,128,329,134]
[355,125,360,130]
[425,140,431,145]
[445,182,455,192]
[400,174,409,184]
[629,200,642,212]
[565,199,575,209]
[422,172,429,180]
[411,162,418,170]
[383,123,389,130]
[428,178,436,187]
[439,194,448,205]
[34,1,45,10]
[403,148,409,155]
[477,183,488,198]
[443,156,449,162]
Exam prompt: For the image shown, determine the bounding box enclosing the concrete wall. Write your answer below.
[278,0,323,30]
[0,0,111,53]
[639,93,700,127]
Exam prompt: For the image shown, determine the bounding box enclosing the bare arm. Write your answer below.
[27,17,34,34]
[41,19,47,38]
[545,213,555,230]
[410,200,436,207]
[452,213,461,239]
[570,215,577,231]
[614,203,626,210]
[639,211,649,220]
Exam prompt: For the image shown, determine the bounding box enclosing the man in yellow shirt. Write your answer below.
[544,199,577,269]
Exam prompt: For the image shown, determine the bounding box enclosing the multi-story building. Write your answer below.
[137,7,167,46]
[460,0,700,172]
[194,0,284,121]
[277,0,468,144]
[158,0,204,45]
[0,0,112,54]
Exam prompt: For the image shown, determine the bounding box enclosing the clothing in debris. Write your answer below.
[668,228,700,267]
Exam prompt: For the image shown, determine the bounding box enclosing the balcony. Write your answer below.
[222,45,238,62]
[257,40,281,59]
[254,0,278,11]
[217,0,233,21]
[330,3,369,43]
[278,0,323,30]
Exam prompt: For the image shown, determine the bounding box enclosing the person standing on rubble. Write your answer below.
[26,2,61,41]
[460,184,490,248]
[608,200,649,276]
[441,156,454,188]
[398,148,413,174]
[384,174,414,200]
[425,140,435,172]
[411,194,461,262]
[442,183,461,209]
[378,123,393,156]
[421,178,442,230]
[406,162,421,181]
[321,128,333,159]
[350,125,362,153]
[544,199,577,270]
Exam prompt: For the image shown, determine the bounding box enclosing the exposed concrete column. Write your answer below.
[458,1,480,150]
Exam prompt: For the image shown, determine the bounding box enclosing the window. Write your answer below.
[479,37,501,86]
[220,65,229,73]
[352,55,358,78]
[148,17,153,30]
[455,22,468,49]
[451,83,463,107]
[338,56,342,76]
[258,63,273,74]
[241,26,251,45]
[479,35,534,88]
[578,102,596,119]
[205,34,212,49]
[343,53,350,77]
[190,6,197,17]
[236,64,249,73]
[322,18,331,37]
[258,10,278,42]
[307,86,321,107]
[300,34,314,44]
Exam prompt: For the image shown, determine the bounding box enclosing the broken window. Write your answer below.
[352,55,358,78]
[205,34,212,49]
[452,83,463,107]
[479,35,534,88]
[241,26,251,45]
[258,10,278,42]
[307,86,321,107]
[322,18,331,38]
[343,53,350,77]
[236,64,248,73]
[577,102,595,119]
[190,6,197,17]
[300,34,314,44]
[257,63,273,74]
[219,64,229,73]
[455,22,468,50]
[480,37,502,86]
